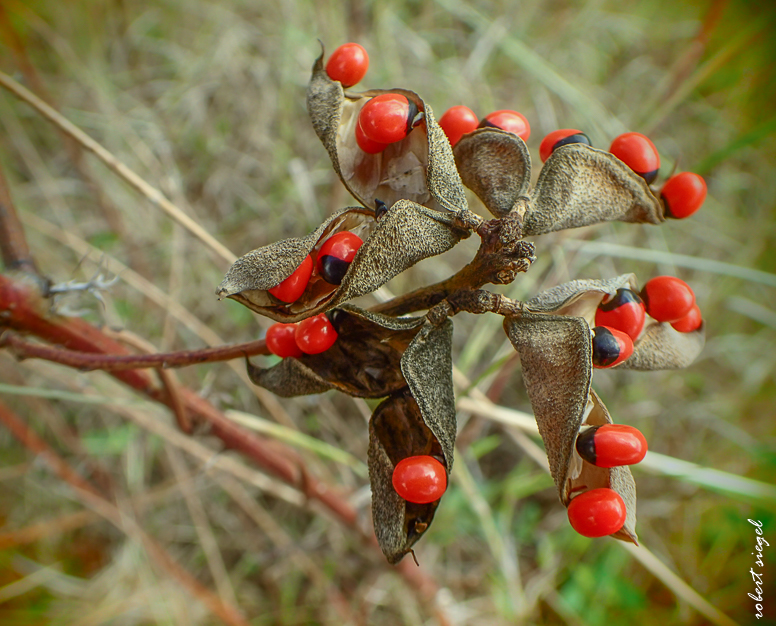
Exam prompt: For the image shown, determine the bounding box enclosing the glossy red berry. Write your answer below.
[325,43,369,88]
[439,105,479,147]
[592,326,633,369]
[358,93,420,145]
[317,231,363,285]
[661,172,707,219]
[575,424,648,468]
[355,121,388,154]
[671,303,703,333]
[609,132,660,183]
[567,488,627,537]
[295,313,338,355]
[595,288,646,341]
[539,129,592,162]
[268,254,313,303]
[479,110,530,141]
[265,323,304,358]
[640,276,695,323]
[392,455,447,504]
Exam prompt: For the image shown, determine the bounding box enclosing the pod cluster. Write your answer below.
[217,42,707,560]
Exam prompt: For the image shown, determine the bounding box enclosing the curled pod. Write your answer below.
[525,143,664,235]
[503,311,638,544]
[368,318,456,564]
[307,46,469,216]
[247,306,426,398]
[453,127,532,218]
[526,274,705,371]
[216,200,468,323]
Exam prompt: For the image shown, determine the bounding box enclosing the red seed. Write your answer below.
[592,326,633,369]
[670,303,703,333]
[355,121,388,154]
[479,110,530,141]
[641,276,695,323]
[392,455,447,504]
[265,323,303,358]
[358,94,418,145]
[575,424,648,468]
[439,105,479,147]
[539,129,591,162]
[268,254,313,303]
[325,43,369,88]
[295,313,338,355]
[317,231,363,285]
[595,288,646,341]
[567,488,627,537]
[609,132,660,183]
[661,172,707,219]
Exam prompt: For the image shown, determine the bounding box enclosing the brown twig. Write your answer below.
[0,330,270,370]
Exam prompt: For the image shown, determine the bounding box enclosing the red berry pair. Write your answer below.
[539,129,592,162]
[438,106,530,147]
[265,313,339,357]
[392,455,447,504]
[356,94,421,154]
[641,276,701,331]
[592,326,633,369]
[325,43,369,88]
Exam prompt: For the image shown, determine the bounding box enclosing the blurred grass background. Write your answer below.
[0,0,775,624]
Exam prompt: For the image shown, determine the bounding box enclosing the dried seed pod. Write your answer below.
[307,47,469,215]
[369,319,456,564]
[526,274,705,370]
[217,201,467,323]
[453,128,531,218]
[617,320,705,371]
[247,306,425,398]
[503,312,637,543]
[524,143,664,235]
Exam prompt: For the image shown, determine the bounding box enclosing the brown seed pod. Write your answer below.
[307,48,469,215]
[503,312,637,543]
[453,128,531,218]
[368,318,456,564]
[216,201,467,323]
[524,144,664,235]
[246,306,425,398]
[526,274,705,369]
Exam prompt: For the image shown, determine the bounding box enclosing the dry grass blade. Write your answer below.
[0,70,237,266]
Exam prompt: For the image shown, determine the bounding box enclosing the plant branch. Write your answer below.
[0,163,38,275]
[372,211,535,316]
[0,331,270,371]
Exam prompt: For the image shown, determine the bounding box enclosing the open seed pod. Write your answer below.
[452,128,531,218]
[524,143,665,235]
[216,201,467,323]
[503,312,637,543]
[526,274,705,369]
[246,306,426,398]
[368,318,456,564]
[307,48,468,215]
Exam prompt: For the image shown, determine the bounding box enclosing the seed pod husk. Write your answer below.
[368,318,456,564]
[307,48,468,215]
[618,320,705,371]
[247,306,425,398]
[217,201,467,323]
[526,274,705,370]
[524,144,664,235]
[453,128,531,218]
[503,312,637,543]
